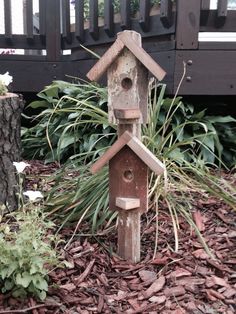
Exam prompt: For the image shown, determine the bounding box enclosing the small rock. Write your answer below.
[149,295,166,304]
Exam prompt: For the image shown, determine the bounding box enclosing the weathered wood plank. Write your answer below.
[175,0,201,49]
[116,197,140,210]
[128,137,165,175]
[117,210,141,262]
[64,14,176,49]
[24,0,33,39]
[0,34,45,49]
[86,38,125,81]
[160,0,173,28]
[45,0,61,61]
[120,0,131,29]
[200,10,236,31]
[200,0,210,25]
[217,0,228,17]
[89,0,99,40]
[174,50,236,95]
[61,0,71,42]
[39,0,46,36]
[114,108,141,120]
[118,32,166,81]
[139,0,151,32]
[104,0,114,37]
[90,131,131,174]
[75,0,84,41]
[4,0,12,38]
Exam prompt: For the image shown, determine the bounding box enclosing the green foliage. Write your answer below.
[42,82,236,255]
[143,83,236,168]
[82,0,161,19]
[0,208,58,300]
[22,80,115,163]
[22,80,236,168]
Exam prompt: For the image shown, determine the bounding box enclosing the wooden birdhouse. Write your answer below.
[90,131,165,262]
[91,131,165,213]
[87,30,166,263]
[87,30,166,124]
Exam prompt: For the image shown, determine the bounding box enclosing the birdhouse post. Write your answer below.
[87,30,166,263]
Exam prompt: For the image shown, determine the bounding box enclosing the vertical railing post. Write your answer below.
[45,0,61,61]
[4,0,12,39]
[175,0,201,49]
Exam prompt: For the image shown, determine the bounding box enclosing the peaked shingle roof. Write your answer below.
[90,131,165,176]
[87,30,166,82]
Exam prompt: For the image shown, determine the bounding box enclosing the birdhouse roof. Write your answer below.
[90,131,165,175]
[86,31,166,82]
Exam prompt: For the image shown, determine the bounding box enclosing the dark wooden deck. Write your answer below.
[0,0,236,95]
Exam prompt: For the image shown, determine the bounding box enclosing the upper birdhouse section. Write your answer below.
[87,30,166,124]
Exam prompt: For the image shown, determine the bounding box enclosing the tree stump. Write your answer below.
[0,93,24,211]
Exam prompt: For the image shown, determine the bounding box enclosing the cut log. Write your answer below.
[0,93,24,211]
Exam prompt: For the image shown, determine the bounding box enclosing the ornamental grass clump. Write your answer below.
[22,79,236,254]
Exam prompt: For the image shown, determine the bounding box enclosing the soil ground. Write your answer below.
[0,161,235,314]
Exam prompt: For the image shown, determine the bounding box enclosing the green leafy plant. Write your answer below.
[80,0,161,19]
[22,80,114,163]
[0,208,58,300]
[39,81,236,255]
[0,162,58,301]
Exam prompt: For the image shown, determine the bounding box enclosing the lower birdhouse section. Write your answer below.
[109,146,148,213]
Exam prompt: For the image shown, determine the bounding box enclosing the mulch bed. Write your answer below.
[0,161,235,314]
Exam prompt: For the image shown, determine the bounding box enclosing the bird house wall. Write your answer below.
[109,146,148,213]
[107,48,148,124]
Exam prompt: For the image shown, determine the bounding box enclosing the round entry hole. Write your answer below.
[123,169,134,182]
[121,77,133,90]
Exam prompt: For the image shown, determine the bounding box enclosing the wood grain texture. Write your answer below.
[116,197,140,210]
[90,131,131,174]
[90,131,165,175]
[114,108,141,120]
[86,38,125,81]
[175,0,201,49]
[174,50,236,95]
[0,94,24,211]
[118,32,166,81]
[109,146,148,214]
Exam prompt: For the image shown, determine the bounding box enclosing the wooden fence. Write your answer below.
[0,0,236,95]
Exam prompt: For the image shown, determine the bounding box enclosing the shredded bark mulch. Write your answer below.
[0,161,235,314]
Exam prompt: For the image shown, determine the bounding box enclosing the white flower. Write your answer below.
[0,72,13,86]
[23,191,44,202]
[13,161,30,173]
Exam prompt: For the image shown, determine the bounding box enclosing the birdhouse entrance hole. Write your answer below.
[123,169,134,182]
[121,77,133,90]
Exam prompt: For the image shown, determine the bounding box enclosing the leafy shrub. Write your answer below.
[22,80,114,163]
[0,208,58,300]
[42,82,236,254]
[22,80,236,168]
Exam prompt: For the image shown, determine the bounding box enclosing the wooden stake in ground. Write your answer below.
[88,30,166,262]
[0,93,24,211]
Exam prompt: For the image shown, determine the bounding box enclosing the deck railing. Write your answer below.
[0,0,236,95]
